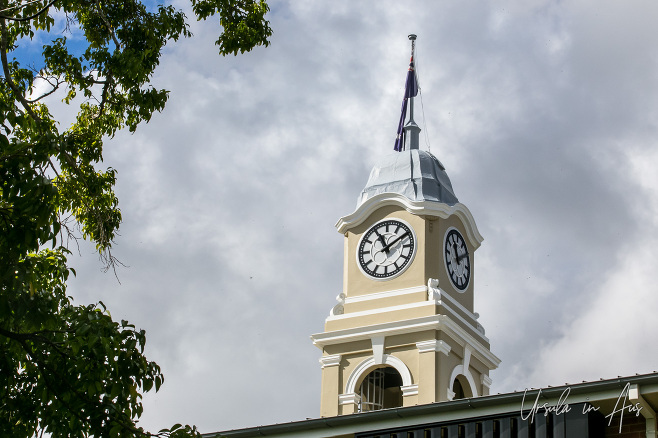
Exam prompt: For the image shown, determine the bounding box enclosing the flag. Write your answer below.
[394,58,418,151]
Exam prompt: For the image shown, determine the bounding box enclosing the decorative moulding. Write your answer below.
[326,290,488,345]
[344,354,413,395]
[481,374,493,389]
[427,278,441,300]
[448,364,479,398]
[463,346,472,371]
[345,285,427,304]
[338,393,361,406]
[335,193,483,250]
[371,337,385,365]
[311,314,501,370]
[426,278,488,341]
[319,354,342,368]
[416,340,451,356]
[325,300,435,323]
[401,384,419,397]
[330,293,345,316]
[427,278,479,325]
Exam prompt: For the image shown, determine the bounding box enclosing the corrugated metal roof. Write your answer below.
[208,372,658,438]
[357,150,458,207]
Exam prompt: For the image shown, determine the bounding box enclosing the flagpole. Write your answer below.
[405,35,421,150]
[408,35,416,134]
[394,34,420,152]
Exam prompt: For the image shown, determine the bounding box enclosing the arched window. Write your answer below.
[358,367,403,412]
[452,378,465,400]
[452,374,474,400]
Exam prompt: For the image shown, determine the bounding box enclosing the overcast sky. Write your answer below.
[50,0,658,434]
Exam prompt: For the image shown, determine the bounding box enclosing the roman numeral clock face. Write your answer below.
[357,219,417,280]
[444,228,470,291]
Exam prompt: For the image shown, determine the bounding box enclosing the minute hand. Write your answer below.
[382,232,409,253]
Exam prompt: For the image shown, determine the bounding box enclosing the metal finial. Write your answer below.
[408,34,417,41]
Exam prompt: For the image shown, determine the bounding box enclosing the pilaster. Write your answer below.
[320,354,341,417]
[416,340,451,404]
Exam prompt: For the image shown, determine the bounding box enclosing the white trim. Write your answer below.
[335,194,483,250]
[449,364,479,398]
[311,315,501,370]
[326,299,434,322]
[401,384,419,397]
[344,354,413,395]
[326,293,488,345]
[371,337,385,365]
[313,315,440,347]
[338,392,361,406]
[427,278,440,298]
[481,374,493,389]
[345,285,427,304]
[355,217,418,281]
[428,279,480,324]
[319,354,341,368]
[437,301,488,343]
[416,340,451,355]
[463,346,472,371]
[330,293,346,316]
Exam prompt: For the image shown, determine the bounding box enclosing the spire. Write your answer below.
[394,34,421,152]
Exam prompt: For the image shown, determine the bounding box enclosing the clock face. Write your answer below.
[357,219,416,280]
[444,228,470,291]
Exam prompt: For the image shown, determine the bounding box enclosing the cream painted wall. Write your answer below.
[342,205,475,312]
[315,200,499,417]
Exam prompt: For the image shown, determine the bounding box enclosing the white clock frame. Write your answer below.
[356,217,418,281]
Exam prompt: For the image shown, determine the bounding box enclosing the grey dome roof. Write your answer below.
[357,149,459,207]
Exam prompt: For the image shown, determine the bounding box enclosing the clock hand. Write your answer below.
[382,232,408,253]
[457,250,468,263]
[373,229,387,249]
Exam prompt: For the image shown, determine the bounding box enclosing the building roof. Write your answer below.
[357,149,459,208]
[207,372,658,438]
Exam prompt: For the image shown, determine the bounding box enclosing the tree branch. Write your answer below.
[94,0,121,50]
[0,0,57,22]
[0,16,40,122]
[27,74,64,103]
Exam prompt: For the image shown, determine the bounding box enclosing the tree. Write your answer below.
[0,0,271,436]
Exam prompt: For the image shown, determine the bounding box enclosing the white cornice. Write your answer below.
[311,315,501,370]
[326,300,434,322]
[429,283,480,325]
[326,291,488,344]
[335,193,483,249]
[344,285,428,304]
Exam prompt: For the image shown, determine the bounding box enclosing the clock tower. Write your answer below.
[311,35,500,417]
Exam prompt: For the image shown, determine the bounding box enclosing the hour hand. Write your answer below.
[383,232,408,253]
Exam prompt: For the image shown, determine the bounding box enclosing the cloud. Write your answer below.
[55,0,658,433]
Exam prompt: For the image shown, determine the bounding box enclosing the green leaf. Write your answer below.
[0,1,270,437]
